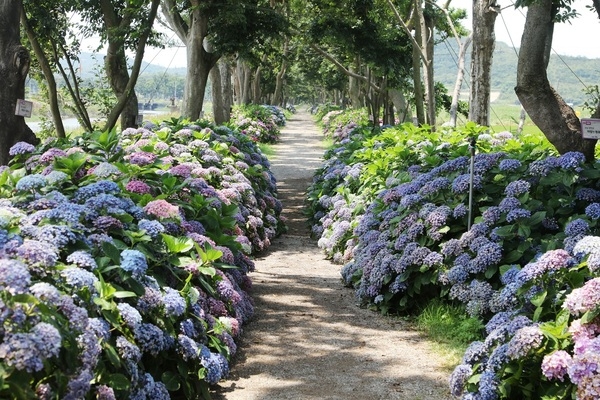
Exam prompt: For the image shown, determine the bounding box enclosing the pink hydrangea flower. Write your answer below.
[542,350,571,381]
[143,200,180,219]
[125,180,152,195]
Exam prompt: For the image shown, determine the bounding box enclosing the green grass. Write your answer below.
[258,143,275,157]
[415,299,485,370]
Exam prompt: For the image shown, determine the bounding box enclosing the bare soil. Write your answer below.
[212,110,453,400]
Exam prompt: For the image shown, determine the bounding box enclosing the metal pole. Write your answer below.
[468,137,476,230]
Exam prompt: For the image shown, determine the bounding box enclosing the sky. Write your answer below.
[101,0,600,69]
[451,0,600,59]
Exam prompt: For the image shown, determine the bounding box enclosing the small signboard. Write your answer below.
[136,114,143,125]
[15,99,33,118]
[581,118,600,139]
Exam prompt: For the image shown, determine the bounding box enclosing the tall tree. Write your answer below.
[515,0,595,160]
[161,0,286,121]
[0,0,38,165]
[469,0,499,126]
[79,0,161,131]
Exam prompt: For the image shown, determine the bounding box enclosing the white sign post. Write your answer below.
[581,118,600,139]
[15,99,33,118]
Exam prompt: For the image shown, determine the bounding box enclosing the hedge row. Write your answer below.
[308,109,600,399]
[0,113,285,399]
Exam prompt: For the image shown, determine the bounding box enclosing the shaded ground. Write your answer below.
[212,110,453,400]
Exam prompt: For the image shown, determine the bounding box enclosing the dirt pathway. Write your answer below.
[213,110,453,400]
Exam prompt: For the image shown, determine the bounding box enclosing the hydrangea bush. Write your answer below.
[308,108,600,398]
[0,117,284,398]
[230,104,286,143]
[450,236,600,399]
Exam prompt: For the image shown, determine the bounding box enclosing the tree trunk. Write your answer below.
[515,0,596,160]
[221,59,233,120]
[349,58,361,108]
[0,0,38,165]
[166,0,219,120]
[273,39,289,106]
[469,0,499,126]
[449,34,472,127]
[252,64,262,104]
[211,59,232,124]
[211,62,225,124]
[20,6,65,138]
[420,0,436,127]
[412,43,425,125]
[389,88,412,123]
[105,41,139,130]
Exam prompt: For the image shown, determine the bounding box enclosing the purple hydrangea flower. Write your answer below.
[126,180,152,194]
[0,259,31,294]
[506,325,544,359]
[498,159,522,171]
[542,350,571,381]
[564,278,600,315]
[504,180,531,197]
[449,364,472,396]
[9,142,36,156]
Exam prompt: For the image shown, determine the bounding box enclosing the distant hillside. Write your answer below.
[74,52,186,80]
[434,40,600,106]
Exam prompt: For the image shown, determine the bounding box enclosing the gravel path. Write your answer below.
[212,110,453,400]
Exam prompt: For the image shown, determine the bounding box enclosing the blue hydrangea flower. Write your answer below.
[558,151,585,170]
[498,196,521,212]
[29,282,61,304]
[565,218,590,237]
[453,203,468,218]
[134,323,165,356]
[0,259,31,295]
[63,369,93,400]
[120,249,148,277]
[61,267,99,293]
[73,181,120,203]
[45,170,69,186]
[498,159,522,171]
[449,364,472,396]
[177,334,200,360]
[117,303,143,328]
[0,322,61,372]
[66,251,98,270]
[116,336,142,363]
[506,208,531,223]
[15,174,46,192]
[586,203,600,220]
[504,180,531,197]
[162,287,186,317]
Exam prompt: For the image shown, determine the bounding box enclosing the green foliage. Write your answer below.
[417,300,485,348]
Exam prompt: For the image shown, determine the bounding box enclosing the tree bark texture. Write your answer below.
[515,0,596,160]
[469,0,498,126]
[211,59,232,124]
[0,0,38,165]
